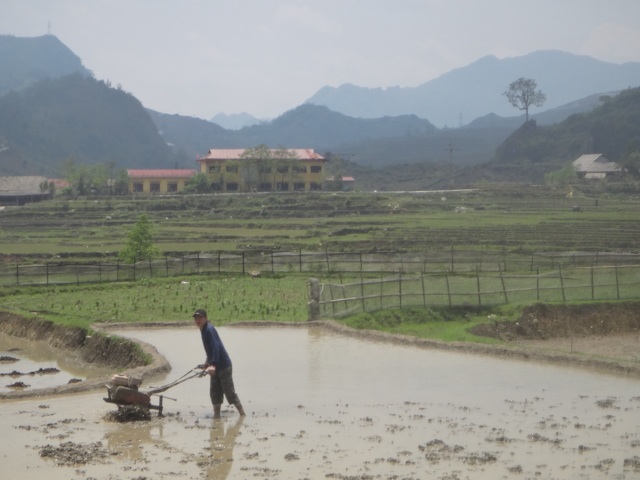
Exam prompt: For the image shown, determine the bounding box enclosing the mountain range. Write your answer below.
[0,34,638,187]
[305,50,640,128]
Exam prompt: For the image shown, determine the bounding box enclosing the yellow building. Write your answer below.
[127,169,196,194]
[197,148,326,192]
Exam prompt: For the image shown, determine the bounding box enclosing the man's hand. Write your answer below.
[205,365,216,376]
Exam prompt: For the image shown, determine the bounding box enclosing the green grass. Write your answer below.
[339,305,521,343]
[0,274,309,329]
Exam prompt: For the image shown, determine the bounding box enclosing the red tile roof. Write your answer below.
[127,169,197,179]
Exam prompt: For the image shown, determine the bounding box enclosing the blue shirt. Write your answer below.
[200,321,232,370]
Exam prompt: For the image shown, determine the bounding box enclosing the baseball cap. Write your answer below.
[192,309,207,318]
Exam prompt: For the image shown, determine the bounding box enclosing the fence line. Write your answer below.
[1,249,639,287]
[310,264,640,319]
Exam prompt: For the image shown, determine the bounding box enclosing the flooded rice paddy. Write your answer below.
[1,325,640,479]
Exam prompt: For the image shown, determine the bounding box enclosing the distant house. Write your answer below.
[0,176,51,205]
[197,148,326,192]
[325,176,356,191]
[572,154,625,179]
[127,169,197,195]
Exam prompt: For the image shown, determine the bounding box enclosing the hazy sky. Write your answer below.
[3,0,640,121]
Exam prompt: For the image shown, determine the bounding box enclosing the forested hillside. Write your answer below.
[0,74,185,176]
[0,34,91,95]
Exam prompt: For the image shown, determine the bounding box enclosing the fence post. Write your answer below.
[500,270,508,304]
[166,256,169,277]
[308,278,321,321]
[357,270,363,313]
[46,263,49,285]
[16,264,19,286]
[536,267,540,301]
[398,270,403,308]
[76,264,80,286]
[325,249,330,274]
[615,263,620,299]
[450,245,454,272]
[476,267,481,306]
[559,264,566,302]
[446,273,451,306]
[591,266,594,300]
[421,274,426,306]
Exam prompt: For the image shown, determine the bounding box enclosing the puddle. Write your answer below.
[0,332,111,393]
[0,325,639,479]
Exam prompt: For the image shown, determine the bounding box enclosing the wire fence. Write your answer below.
[310,264,640,319]
[1,249,639,287]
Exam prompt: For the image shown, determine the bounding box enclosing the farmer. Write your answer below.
[193,308,245,418]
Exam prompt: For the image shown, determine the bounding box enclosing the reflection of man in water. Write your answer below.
[205,417,244,479]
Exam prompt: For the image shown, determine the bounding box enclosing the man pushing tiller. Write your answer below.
[193,309,245,418]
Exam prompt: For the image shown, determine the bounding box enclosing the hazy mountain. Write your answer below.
[210,112,263,130]
[0,74,182,177]
[305,50,640,128]
[0,34,92,96]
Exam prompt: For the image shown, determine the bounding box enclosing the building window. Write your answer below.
[133,183,143,193]
[310,182,322,191]
[310,165,322,173]
[211,182,222,191]
[168,182,178,193]
[293,165,307,173]
[259,166,272,174]
[150,182,160,193]
[294,182,306,191]
[277,182,289,191]
[226,165,238,173]
[226,182,239,191]
[277,165,289,173]
[209,165,221,173]
[258,182,272,191]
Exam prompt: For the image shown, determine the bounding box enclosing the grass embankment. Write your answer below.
[0,275,308,329]
[0,273,524,344]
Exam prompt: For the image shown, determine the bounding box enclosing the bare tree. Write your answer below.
[503,77,546,122]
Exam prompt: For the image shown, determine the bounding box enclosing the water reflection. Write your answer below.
[1,325,639,480]
[203,416,244,479]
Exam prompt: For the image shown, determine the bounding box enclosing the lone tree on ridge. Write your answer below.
[503,77,546,122]
[119,213,159,263]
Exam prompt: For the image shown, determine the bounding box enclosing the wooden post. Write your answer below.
[591,266,595,300]
[536,267,540,302]
[398,270,403,308]
[307,278,321,320]
[360,269,365,313]
[446,273,451,306]
[500,271,508,304]
[450,245,454,272]
[615,263,620,299]
[476,267,481,306]
[421,274,426,306]
[559,264,566,302]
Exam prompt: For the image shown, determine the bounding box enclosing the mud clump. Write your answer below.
[39,441,112,465]
[469,302,640,341]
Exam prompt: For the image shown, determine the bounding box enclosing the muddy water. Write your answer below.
[1,325,640,479]
[0,332,111,393]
